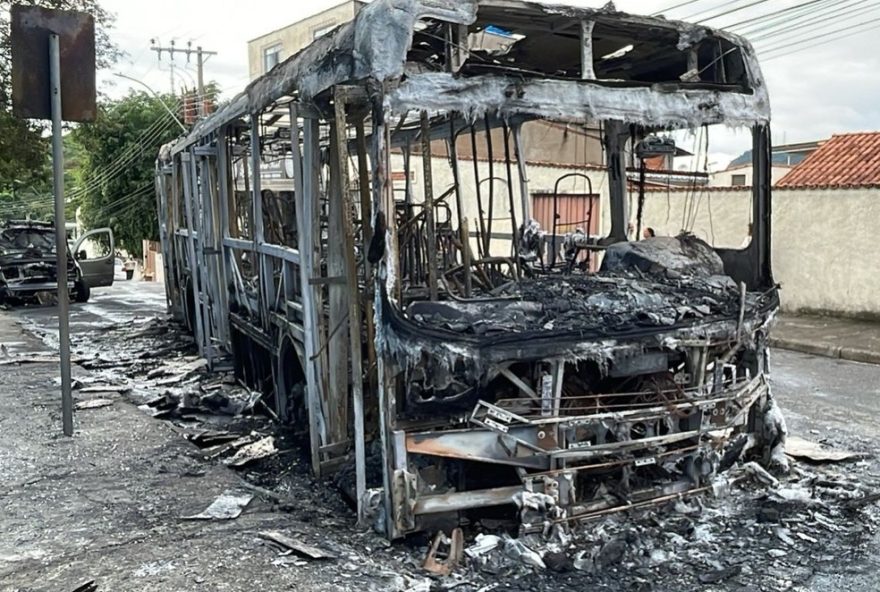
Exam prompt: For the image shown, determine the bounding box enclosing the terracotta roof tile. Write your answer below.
[776,131,880,188]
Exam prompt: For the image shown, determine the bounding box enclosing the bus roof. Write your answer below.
[171,0,768,154]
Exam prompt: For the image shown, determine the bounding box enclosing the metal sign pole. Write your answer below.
[49,32,74,436]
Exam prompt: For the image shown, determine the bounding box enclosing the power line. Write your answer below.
[750,1,880,43]
[11,114,175,211]
[724,0,834,29]
[737,0,856,36]
[651,0,706,16]
[694,0,770,24]
[150,39,217,117]
[67,115,179,201]
[763,21,880,60]
[760,14,880,55]
[684,0,754,21]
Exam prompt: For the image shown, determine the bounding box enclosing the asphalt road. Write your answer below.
[6,281,880,590]
[12,278,168,338]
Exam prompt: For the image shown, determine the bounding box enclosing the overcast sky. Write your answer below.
[99,0,880,168]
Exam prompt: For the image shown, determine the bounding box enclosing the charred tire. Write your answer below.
[74,280,90,303]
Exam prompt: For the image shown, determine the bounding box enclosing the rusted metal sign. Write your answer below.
[11,5,96,122]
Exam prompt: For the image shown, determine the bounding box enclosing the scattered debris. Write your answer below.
[70,581,98,592]
[259,531,336,560]
[183,489,253,520]
[464,533,503,559]
[185,429,241,448]
[786,435,868,463]
[741,461,780,488]
[75,398,114,410]
[503,536,545,570]
[422,528,464,575]
[698,565,741,584]
[13,285,880,591]
[0,355,84,366]
[225,435,276,468]
[78,385,131,394]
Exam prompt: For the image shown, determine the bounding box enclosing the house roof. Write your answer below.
[776,131,880,189]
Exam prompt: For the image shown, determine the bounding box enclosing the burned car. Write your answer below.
[156,0,783,539]
[0,220,115,304]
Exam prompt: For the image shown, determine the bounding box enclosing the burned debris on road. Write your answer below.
[9,304,880,591]
[2,0,879,590]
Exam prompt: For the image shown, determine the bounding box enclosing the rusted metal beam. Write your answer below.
[327,114,352,460]
[447,117,471,296]
[580,20,595,80]
[334,87,367,524]
[291,106,326,476]
[355,118,377,394]
[420,110,439,300]
[414,486,522,515]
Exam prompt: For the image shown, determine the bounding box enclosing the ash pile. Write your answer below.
[16,314,287,468]
[411,442,880,592]
[406,235,775,336]
[10,312,880,591]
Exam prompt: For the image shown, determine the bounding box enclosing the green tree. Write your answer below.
[70,90,180,256]
[0,0,119,200]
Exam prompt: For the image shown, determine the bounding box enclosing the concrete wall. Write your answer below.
[707,164,793,187]
[640,186,880,318]
[772,187,880,318]
[247,1,362,79]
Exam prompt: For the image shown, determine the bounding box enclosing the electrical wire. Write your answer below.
[723,0,835,29]
[759,13,880,54]
[67,116,179,201]
[10,111,177,212]
[737,0,859,37]
[749,0,878,43]
[651,0,706,16]
[69,111,177,195]
[694,0,770,24]
[761,17,880,58]
[684,0,755,21]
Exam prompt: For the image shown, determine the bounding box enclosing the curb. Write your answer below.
[769,337,880,366]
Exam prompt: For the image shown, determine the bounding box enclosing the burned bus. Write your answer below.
[155,0,782,539]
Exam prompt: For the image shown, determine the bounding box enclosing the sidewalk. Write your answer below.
[770,313,880,365]
[0,313,400,592]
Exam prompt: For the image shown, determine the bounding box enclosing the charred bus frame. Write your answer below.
[156,0,780,539]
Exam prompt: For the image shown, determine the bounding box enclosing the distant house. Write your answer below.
[708,139,823,187]
[775,132,880,189]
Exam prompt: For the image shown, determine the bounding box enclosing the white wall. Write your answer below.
[772,187,880,317]
[642,186,880,317]
[707,164,793,187]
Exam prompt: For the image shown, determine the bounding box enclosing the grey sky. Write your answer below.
[100,0,880,167]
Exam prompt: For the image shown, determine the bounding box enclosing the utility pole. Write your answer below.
[149,39,217,115]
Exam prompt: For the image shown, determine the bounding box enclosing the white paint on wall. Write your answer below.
[641,186,880,317]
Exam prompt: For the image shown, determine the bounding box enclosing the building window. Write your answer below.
[263,44,282,72]
[312,21,337,40]
[731,173,747,186]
